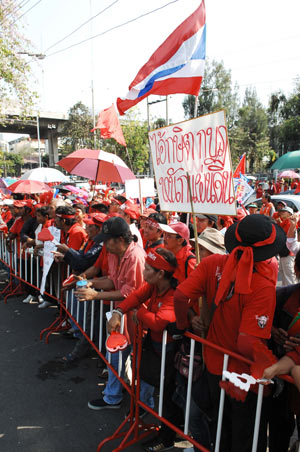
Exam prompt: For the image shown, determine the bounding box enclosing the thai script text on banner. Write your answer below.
[148,110,236,215]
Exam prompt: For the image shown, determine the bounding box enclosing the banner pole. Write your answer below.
[186,172,200,264]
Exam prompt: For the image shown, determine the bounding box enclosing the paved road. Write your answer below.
[0,277,190,452]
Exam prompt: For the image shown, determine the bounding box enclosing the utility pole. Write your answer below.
[37,114,42,167]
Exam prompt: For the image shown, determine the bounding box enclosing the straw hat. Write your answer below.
[191,228,226,255]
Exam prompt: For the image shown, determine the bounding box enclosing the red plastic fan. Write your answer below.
[0,224,8,233]
[37,228,54,242]
[250,342,277,380]
[62,274,76,287]
[219,380,248,402]
[106,332,128,353]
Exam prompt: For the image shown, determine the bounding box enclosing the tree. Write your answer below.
[232,88,274,171]
[182,59,240,130]
[0,151,23,176]
[60,102,98,156]
[100,110,150,175]
[268,79,300,156]
[0,1,37,119]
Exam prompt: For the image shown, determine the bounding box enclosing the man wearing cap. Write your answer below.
[173,215,286,452]
[272,200,287,222]
[54,213,106,273]
[75,216,146,410]
[159,221,196,284]
[8,200,33,256]
[247,203,259,215]
[195,214,218,234]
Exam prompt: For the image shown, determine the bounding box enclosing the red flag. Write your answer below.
[91,104,126,147]
[233,153,246,178]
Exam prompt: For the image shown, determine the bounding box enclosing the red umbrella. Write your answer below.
[57,149,136,183]
[8,180,52,194]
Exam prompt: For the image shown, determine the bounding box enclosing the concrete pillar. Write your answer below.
[47,129,59,167]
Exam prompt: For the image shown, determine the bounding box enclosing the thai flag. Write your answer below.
[117,1,206,115]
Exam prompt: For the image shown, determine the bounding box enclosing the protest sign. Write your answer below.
[148,110,236,215]
[40,226,61,295]
[234,174,254,205]
[125,178,155,200]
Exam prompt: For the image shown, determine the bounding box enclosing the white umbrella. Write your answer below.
[21,167,68,183]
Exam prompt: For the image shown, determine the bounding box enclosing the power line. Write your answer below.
[45,0,120,53]
[46,0,180,58]
[11,0,43,25]
[1,0,30,24]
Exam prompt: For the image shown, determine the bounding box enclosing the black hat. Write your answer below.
[93,216,130,243]
[225,215,286,262]
[195,213,218,224]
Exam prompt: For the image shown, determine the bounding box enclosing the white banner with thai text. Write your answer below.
[148,110,236,215]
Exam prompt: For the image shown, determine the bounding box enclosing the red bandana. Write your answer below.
[146,250,175,273]
[215,224,277,305]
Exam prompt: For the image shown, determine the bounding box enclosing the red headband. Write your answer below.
[145,218,159,229]
[235,223,276,247]
[56,214,75,219]
[146,250,175,273]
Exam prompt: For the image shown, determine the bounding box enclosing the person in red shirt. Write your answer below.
[75,216,146,411]
[173,214,286,452]
[1,204,12,224]
[55,205,87,250]
[275,206,297,286]
[143,212,167,253]
[275,179,284,193]
[108,248,183,451]
[159,221,196,283]
[256,182,264,199]
[260,193,275,217]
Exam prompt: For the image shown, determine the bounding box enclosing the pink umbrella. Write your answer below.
[279,170,300,179]
[57,149,135,183]
[62,185,89,199]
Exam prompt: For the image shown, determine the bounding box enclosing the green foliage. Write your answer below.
[60,102,99,156]
[182,59,240,130]
[0,151,23,176]
[231,88,273,171]
[268,79,300,155]
[0,0,37,119]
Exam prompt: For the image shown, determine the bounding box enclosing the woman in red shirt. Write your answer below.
[108,248,183,452]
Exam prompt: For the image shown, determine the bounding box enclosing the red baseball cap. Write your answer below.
[158,221,190,242]
[84,213,107,226]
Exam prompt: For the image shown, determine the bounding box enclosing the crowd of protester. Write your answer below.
[0,182,300,452]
